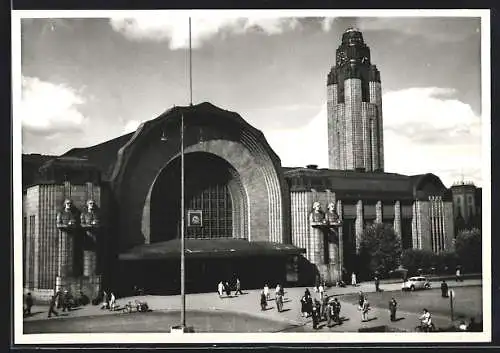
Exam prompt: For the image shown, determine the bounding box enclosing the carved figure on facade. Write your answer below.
[325,202,342,242]
[81,199,101,247]
[309,201,326,227]
[56,199,80,230]
[325,202,341,226]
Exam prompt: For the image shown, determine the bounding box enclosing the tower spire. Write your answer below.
[327,28,384,172]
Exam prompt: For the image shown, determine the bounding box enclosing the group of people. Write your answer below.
[100,290,117,311]
[300,288,342,329]
[46,289,85,318]
[260,283,285,312]
[217,278,243,298]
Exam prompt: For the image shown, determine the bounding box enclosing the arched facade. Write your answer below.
[109,103,290,251]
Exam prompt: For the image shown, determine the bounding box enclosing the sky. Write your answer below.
[16,12,485,188]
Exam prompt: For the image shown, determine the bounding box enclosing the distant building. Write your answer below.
[451,180,482,233]
[21,28,459,300]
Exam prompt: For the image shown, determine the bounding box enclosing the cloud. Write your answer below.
[109,15,301,49]
[321,17,336,32]
[383,87,481,146]
[21,76,87,133]
[263,87,482,187]
[264,104,328,168]
[123,119,143,133]
[382,87,482,187]
[355,17,480,42]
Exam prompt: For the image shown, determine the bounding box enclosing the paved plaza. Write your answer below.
[23,279,482,333]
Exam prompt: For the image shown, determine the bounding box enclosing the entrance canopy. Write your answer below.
[119,238,305,261]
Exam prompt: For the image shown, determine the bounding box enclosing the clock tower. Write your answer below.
[327,28,384,172]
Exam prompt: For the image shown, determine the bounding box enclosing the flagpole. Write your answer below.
[180,112,185,328]
[180,16,191,330]
[189,17,193,106]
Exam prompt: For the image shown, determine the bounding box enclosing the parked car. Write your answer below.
[402,276,431,291]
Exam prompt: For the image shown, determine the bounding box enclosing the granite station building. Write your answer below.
[22,28,458,299]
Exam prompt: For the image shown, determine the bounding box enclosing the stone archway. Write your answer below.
[111,103,290,250]
[145,151,249,243]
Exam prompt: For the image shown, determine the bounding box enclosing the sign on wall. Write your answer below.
[187,210,203,227]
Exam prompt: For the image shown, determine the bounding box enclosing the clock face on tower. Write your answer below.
[338,51,347,65]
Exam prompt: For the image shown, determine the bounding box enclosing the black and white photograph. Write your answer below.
[12,9,491,344]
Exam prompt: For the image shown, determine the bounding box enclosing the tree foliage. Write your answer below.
[454,228,482,272]
[359,223,402,278]
[400,249,458,275]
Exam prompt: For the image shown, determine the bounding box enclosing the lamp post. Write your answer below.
[171,16,192,333]
[180,112,185,328]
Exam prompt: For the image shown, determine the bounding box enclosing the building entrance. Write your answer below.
[150,152,246,242]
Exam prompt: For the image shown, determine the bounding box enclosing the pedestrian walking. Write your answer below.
[24,292,33,316]
[218,281,224,298]
[351,272,357,287]
[263,284,270,300]
[55,289,62,309]
[300,292,309,317]
[47,295,59,318]
[62,290,70,312]
[441,280,449,298]
[358,291,364,309]
[374,276,380,292]
[306,293,314,317]
[327,299,334,327]
[235,278,243,295]
[318,283,325,301]
[331,297,341,325]
[456,267,463,282]
[311,300,320,329]
[109,292,116,311]
[101,290,109,309]
[321,295,329,320]
[276,292,283,312]
[275,284,281,299]
[361,297,370,322]
[389,297,397,321]
[260,290,267,311]
[225,281,231,297]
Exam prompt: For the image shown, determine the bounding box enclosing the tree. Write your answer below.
[401,249,447,275]
[401,249,432,275]
[454,228,482,273]
[359,223,402,278]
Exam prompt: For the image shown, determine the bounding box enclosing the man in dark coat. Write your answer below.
[441,280,449,298]
[333,297,342,325]
[375,276,380,292]
[389,297,397,321]
[300,293,308,317]
[48,295,59,318]
[311,300,320,329]
[260,291,267,311]
[306,294,314,317]
[24,293,33,316]
[276,292,283,312]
